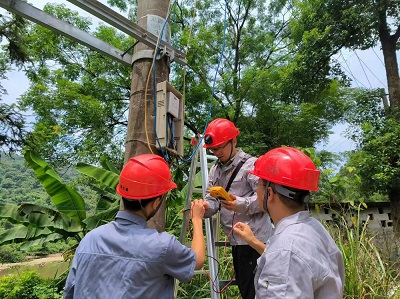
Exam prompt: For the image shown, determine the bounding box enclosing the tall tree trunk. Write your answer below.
[379,22,400,109]
[379,16,400,235]
[123,0,170,232]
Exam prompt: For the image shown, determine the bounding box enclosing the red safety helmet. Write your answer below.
[251,147,320,191]
[116,154,177,200]
[203,118,239,148]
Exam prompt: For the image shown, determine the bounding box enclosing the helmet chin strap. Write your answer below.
[138,200,150,220]
[228,140,234,160]
[263,181,271,213]
[221,140,235,167]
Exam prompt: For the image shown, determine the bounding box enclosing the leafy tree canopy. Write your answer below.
[0,1,354,167]
[0,13,28,156]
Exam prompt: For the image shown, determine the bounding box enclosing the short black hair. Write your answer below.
[122,196,158,211]
[270,183,309,209]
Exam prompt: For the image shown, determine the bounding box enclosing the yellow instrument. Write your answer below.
[210,186,232,201]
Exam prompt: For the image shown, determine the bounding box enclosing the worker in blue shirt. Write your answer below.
[63,154,206,299]
[233,147,345,298]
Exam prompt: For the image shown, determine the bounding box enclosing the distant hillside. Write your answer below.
[0,154,99,209]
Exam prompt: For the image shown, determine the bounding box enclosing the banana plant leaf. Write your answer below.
[84,184,118,213]
[20,233,66,250]
[0,225,54,245]
[24,150,86,224]
[0,203,82,233]
[83,205,119,230]
[99,156,120,174]
[76,162,120,192]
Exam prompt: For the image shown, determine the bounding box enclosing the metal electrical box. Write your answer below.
[156,81,184,156]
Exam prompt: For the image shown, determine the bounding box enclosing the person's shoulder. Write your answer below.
[157,231,191,252]
[240,153,257,171]
[85,221,112,236]
[156,230,181,244]
[237,150,256,161]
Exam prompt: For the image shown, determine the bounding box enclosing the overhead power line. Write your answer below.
[354,51,372,88]
[338,51,364,88]
[354,50,387,89]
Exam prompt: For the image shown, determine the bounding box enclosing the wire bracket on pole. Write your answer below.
[67,0,186,66]
[131,50,155,65]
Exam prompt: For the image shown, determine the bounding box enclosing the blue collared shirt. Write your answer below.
[63,211,196,299]
[255,211,345,298]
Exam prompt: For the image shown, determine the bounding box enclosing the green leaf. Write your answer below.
[20,233,65,250]
[76,162,120,190]
[99,156,120,174]
[0,203,82,233]
[83,205,119,230]
[24,150,86,223]
[0,225,53,245]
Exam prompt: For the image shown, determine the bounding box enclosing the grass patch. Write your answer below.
[0,260,69,279]
[326,203,400,298]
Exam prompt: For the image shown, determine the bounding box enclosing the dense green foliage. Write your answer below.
[0,0,399,297]
[0,12,28,156]
[0,154,98,208]
[0,155,47,205]
[0,244,25,263]
[170,0,349,157]
[19,3,131,167]
[0,271,63,299]
[0,153,112,262]
[0,151,122,250]
[0,241,74,264]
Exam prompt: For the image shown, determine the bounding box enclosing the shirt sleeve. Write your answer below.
[63,256,78,299]
[257,249,314,298]
[163,234,196,283]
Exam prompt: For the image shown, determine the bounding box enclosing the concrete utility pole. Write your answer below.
[124,0,171,231]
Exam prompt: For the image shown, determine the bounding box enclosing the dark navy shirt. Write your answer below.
[63,211,196,299]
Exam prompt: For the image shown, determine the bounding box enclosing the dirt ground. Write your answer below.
[0,253,65,271]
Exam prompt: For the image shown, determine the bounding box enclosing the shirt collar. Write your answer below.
[115,210,147,228]
[274,210,310,235]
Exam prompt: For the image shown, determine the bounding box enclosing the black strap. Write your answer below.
[225,160,246,192]
[217,158,248,211]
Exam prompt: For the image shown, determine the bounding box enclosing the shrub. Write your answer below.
[0,244,25,263]
[327,204,400,298]
[0,271,63,299]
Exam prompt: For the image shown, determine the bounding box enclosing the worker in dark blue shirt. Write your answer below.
[64,154,206,299]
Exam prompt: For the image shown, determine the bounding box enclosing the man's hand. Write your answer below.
[191,199,205,220]
[233,222,254,243]
[220,193,237,211]
[233,222,266,254]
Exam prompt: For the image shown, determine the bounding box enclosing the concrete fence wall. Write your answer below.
[309,201,393,233]
[310,201,400,262]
